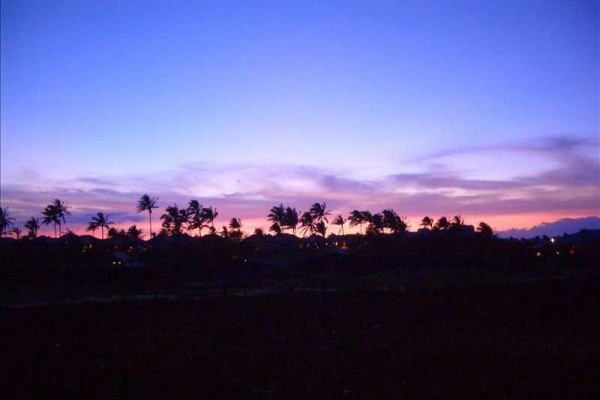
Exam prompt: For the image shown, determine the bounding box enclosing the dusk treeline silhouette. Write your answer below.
[0,195,494,240]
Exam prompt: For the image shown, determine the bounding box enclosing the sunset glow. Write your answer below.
[1,0,598,238]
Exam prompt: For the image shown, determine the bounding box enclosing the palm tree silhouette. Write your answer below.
[268,204,285,227]
[85,220,98,238]
[11,227,22,239]
[435,216,450,231]
[315,221,327,237]
[228,217,243,242]
[136,194,159,238]
[187,199,203,236]
[348,210,365,234]
[0,207,16,237]
[87,212,114,239]
[24,217,40,238]
[366,212,384,235]
[451,215,465,228]
[477,222,493,238]
[421,216,434,230]
[200,206,218,232]
[161,205,188,236]
[229,217,242,231]
[299,211,315,237]
[309,202,331,224]
[269,222,281,235]
[332,214,346,235]
[42,199,71,238]
[283,207,299,235]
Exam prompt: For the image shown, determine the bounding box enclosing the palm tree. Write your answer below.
[477,222,494,238]
[228,217,243,242]
[87,212,114,239]
[299,211,315,237]
[348,210,365,234]
[269,222,281,235]
[161,205,188,236]
[283,207,299,235]
[451,215,465,227]
[0,206,16,237]
[229,217,242,231]
[136,194,159,238]
[421,216,434,230]
[366,213,384,235]
[42,199,70,238]
[24,217,40,238]
[382,209,400,233]
[11,227,22,239]
[315,221,327,237]
[435,216,450,231]
[200,206,218,232]
[332,214,346,235]
[309,202,331,224]
[85,220,98,238]
[187,199,203,236]
[267,204,285,227]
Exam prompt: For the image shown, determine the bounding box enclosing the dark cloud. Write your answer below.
[499,216,600,238]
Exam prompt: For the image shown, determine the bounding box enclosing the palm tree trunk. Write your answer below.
[149,212,152,237]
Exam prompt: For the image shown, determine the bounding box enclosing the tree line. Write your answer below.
[0,195,494,240]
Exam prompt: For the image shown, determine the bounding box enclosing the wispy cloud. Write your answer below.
[1,135,598,234]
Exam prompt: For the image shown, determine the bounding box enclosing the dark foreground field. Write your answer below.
[2,277,600,399]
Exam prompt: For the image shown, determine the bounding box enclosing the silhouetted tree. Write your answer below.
[332,214,346,235]
[366,213,384,235]
[127,224,143,239]
[269,222,281,235]
[24,217,40,238]
[382,209,408,233]
[108,227,126,239]
[0,207,16,237]
[451,215,465,228]
[220,226,229,238]
[283,207,299,235]
[421,216,434,230]
[11,227,22,239]
[85,220,98,238]
[267,204,285,227]
[477,222,494,238]
[87,212,114,239]
[187,199,204,236]
[315,221,327,237]
[136,194,159,238]
[435,216,450,231]
[348,210,366,234]
[229,217,241,231]
[254,228,264,236]
[228,217,243,242]
[161,205,188,236]
[42,199,70,238]
[300,211,315,237]
[309,202,331,224]
[200,206,218,231]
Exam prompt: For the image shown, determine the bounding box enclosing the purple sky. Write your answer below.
[1,0,598,236]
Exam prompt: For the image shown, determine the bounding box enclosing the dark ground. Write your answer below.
[2,277,600,399]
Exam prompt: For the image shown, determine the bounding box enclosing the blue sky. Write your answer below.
[1,0,598,235]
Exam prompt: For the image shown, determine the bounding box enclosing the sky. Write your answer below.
[1,0,599,237]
